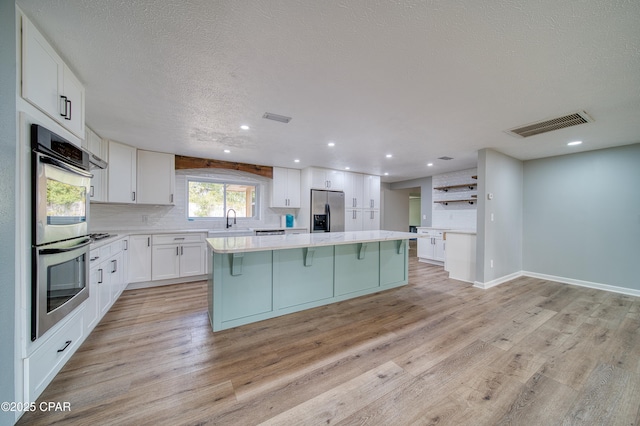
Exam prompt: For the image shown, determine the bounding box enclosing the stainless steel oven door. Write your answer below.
[33,236,91,340]
[34,152,92,246]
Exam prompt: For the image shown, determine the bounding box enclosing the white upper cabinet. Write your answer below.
[271,167,301,208]
[137,150,175,205]
[363,175,381,210]
[344,172,364,208]
[84,126,106,202]
[21,14,85,140]
[310,167,344,191]
[107,141,137,203]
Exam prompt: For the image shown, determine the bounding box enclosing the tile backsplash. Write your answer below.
[431,168,477,230]
[90,169,298,232]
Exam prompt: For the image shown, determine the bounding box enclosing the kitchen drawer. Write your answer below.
[99,242,113,259]
[152,233,204,245]
[26,309,84,399]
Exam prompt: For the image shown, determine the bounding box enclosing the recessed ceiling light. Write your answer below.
[223,149,231,153]
[384,172,389,176]
[427,163,433,167]
[240,125,249,130]
[567,141,582,146]
[294,159,300,163]
[328,142,335,147]
[345,167,350,170]
[386,154,393,158]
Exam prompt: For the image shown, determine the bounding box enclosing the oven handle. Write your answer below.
[38,153,93,178]
[39,238,92,255]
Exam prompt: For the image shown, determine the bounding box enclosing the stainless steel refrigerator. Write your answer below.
[310,190,345,232]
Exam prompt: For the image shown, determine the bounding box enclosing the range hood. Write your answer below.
[81,146,108,169]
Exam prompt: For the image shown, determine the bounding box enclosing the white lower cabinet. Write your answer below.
[26,309,84,400]
[128,234,152,283]
[151,233,206,281]
[417,229,445,264]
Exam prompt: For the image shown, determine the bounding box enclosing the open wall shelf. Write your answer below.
[433,183,477,192]
[433,199,476,205]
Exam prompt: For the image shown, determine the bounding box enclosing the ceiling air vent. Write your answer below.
[438,156,454,160]
[506,110,593,138]
[262,112,292,124]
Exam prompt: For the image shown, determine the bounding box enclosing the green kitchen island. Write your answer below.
[206,230,415,331]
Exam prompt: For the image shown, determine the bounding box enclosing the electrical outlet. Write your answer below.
[423,214,427,220]
[490,259,494,268]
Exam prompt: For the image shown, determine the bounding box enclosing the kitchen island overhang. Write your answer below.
[206,231,416,331]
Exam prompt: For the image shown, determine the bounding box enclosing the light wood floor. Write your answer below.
[19,250,640,425]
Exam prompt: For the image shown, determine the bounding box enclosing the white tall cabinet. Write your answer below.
[343,173,380,231]
[271,167,301,208]
[21,15,85,139]
[84,126,107,202]
[137,150,175,205]
[106,143,175,205]
[107,140,137,203]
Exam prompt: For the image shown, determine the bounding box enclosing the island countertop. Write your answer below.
[206,230,418,253]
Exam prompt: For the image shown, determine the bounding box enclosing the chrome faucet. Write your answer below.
[226,208,237,229]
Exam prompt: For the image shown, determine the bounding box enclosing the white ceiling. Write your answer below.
[16,0,640,182]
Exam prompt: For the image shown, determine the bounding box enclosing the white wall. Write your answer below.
[382,185,411,231]
[390,177,432,226]
[432,168,478,230]
[523,143,640,291]
[476,149,523,285]
[91,169,296,231]
[1,1,17,423]
[409,197,421,226]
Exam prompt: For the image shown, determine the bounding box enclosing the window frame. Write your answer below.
[186,177,259,221]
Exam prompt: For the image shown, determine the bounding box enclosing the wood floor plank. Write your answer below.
[490,371,578,425]
[562,363,640,425]
[538,322,614,389]
[259,361,411,425]
[16,256,640,425]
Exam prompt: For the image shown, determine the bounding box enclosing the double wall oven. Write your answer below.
[31,124,93,340]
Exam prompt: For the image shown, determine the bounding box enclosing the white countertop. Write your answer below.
[207,230,419,253]
[444,229,477,235]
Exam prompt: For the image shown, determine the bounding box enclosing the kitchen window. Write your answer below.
[187,178,257,219]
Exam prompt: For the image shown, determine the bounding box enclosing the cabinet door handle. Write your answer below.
[124,240,128,250]
[174,237,185,241]
[66,98,72,120]
[181,246,184,255]
[132,191,136,201]
[170,194,174,203]
[98,268,103,284]
[90,185,95,197]
[59,95,68,118]
[112,259,117,273]
[57,340,72,353]
[176,246,179,256]
[147,237,150,247]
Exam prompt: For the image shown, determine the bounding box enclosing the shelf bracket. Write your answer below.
[230,253,244,276]
[396,240,404,254]
[357,243,367,260]
[303,247,315,267]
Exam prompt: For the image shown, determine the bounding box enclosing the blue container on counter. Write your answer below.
[286,214,294,228]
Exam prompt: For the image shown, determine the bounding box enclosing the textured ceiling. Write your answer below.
[16,0,640,182]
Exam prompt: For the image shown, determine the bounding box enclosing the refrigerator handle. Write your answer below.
[325,203,331,232]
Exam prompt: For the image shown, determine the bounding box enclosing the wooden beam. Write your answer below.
[175,155,273,179]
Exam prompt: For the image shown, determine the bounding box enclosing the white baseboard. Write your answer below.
[522,271,640,298]
[473,271,523,289]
